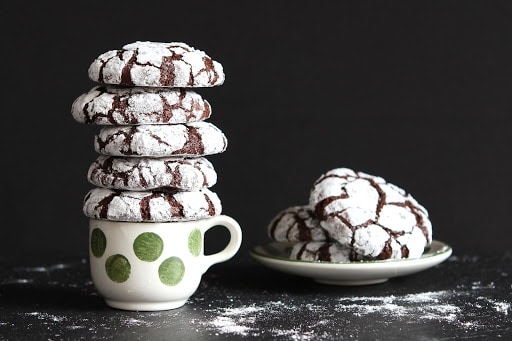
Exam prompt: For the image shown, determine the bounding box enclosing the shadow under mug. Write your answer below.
[88,215,242,311]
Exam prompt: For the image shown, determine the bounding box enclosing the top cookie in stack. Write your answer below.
[72,41,227,222]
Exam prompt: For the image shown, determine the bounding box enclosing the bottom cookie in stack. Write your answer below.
[267,167,433,263]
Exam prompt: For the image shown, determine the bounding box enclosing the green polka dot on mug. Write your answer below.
[188,228,202,256]
[90,228,107,258]
[133,232,164,262]
[159,257,185,286]
[105,254,131,283]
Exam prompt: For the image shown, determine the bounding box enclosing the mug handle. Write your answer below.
[200,215,242,274]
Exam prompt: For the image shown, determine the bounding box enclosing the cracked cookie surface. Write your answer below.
[72,85,211,125]
[290,241,367,262]
[83,187,222,222]
[268,205,329,242]
[88,156,217,191]
[94,121,227,157]
[88,41,224,87]
[309,168,432,260]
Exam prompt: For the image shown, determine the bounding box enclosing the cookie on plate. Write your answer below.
[309,167,432,260]
[88,41,224,87]
[83,187,222,222]
[94,121,227,157]
[268,205,329,242]
[290,241,367,262]
[72,85,211,125]
[87,155,217,191]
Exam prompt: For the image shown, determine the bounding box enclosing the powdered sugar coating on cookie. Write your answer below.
[88,41,224,87]
[87,156,217,191]
[309,168,432,260]
[290,241,365,262]
[94,121,227,157]
[83,187,222,222]
[72,85,211,125]
[268,205,329,242]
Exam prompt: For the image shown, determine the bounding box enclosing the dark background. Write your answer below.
[2,1,511,262]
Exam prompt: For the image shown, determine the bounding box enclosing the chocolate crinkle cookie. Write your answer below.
[83,187,222,222]
[267,167,433,262]
[87,155,217,191]
[267,205,329,242]
[290,241,369,262]
[72,85,211,125]
[88,41,224,87]
[94,121,227,158]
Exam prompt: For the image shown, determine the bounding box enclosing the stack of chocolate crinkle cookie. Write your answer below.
[72,41,227,222]
[268,168,433,262]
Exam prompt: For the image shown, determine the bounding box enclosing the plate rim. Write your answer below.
[249,240,453,285]
[250,239,452,266]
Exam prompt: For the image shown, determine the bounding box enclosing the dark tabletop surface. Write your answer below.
[1,248,511,341]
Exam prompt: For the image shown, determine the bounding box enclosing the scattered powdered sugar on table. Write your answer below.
[12,311,158,335]
[2,257,511,339]
[209,305,265,335]
[15,281,506,339]
[13,263,78,272]
[197,300,330,339]
[334,291,461,322]
[195,285,511,339]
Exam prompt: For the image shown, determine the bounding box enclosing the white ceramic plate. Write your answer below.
[250,240,452,286]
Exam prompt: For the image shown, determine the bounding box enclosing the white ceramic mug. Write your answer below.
[88,215,242,311]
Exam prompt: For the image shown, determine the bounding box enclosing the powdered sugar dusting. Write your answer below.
[309,168,432,261]
[197,300,329,338]
[88,41,225,87]
[1,257,511,339]
[83,187,222,222]
[334,291,460,321]
[94,122,227,158]
[493,301,510,315]
[87,156,217,191]
[195,285,511,339]
[72,86,211,125]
